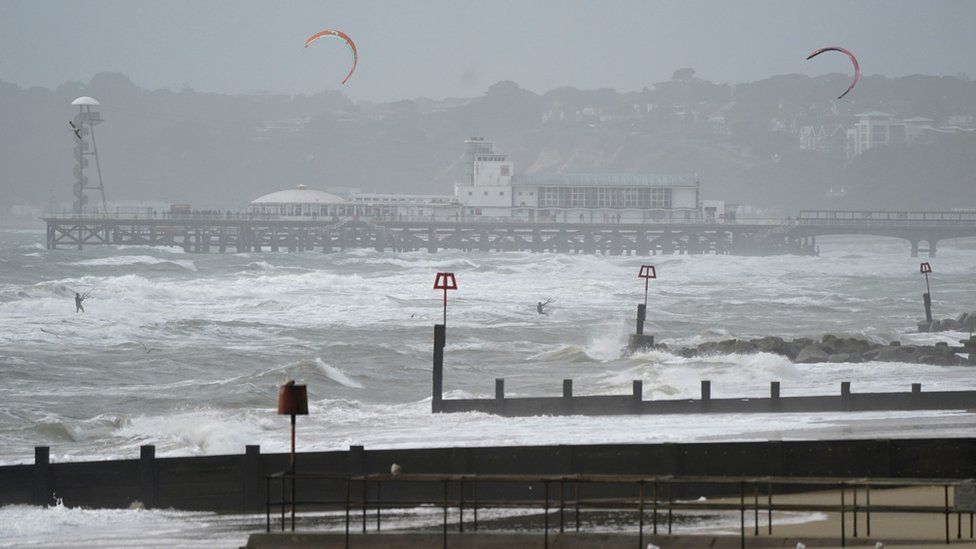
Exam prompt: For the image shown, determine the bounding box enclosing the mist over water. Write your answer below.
[2,229,976,465]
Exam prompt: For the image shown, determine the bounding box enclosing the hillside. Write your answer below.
[1,71,974,213]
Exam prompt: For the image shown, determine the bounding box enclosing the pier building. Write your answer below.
[454,137,725,223]
[247,185,348,217]
[241,138,731,224]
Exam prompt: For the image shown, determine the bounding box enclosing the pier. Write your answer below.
[42,209,976,256]
[41,214,811,255]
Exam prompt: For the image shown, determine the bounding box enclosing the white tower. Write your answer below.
[70,96,107,214]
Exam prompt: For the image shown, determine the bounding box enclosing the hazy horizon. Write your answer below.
[2,0,974,102]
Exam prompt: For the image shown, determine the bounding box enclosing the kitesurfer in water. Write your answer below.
[74,292,86,313]
[537,298,554,315]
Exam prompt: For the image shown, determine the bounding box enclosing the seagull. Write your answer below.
[137,342,159,354]
[68,121,81,139]
[390,463,402,477]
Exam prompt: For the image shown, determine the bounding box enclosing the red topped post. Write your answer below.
[433,272,458,325]
[920,262,932,293]
[638,265,656,308]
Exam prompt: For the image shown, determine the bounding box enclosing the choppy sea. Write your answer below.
[1,227,974,546]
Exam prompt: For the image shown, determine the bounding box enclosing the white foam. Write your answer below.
[69,256,197,271]
[315,358,364,389]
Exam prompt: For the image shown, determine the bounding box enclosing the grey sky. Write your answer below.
[1,0,974,102]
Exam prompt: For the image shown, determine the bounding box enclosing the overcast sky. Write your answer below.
[1,0,974,102]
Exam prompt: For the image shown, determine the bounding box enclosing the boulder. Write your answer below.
[796,344,829,364]
[730,340,758,354]
[873,346,912,363]
[754,336,787,354]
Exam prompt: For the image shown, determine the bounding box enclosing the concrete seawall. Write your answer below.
[3,438,976,512]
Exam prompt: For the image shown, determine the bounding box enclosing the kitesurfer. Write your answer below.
[806,46,860,99]
[305,28,358,85]
[74,292,85,313]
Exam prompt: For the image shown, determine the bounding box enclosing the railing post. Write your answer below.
[344,479,351,549]
[544,480,550,549]
[840,483,846,547]
[638,480,645,548]
[739,481,745,549]
[653,481,658,535]
[442,479,448,549]
[946,484,951,545]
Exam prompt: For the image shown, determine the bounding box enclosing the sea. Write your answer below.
[1,227,974,546]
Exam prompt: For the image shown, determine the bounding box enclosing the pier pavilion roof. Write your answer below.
[250,184,347,205]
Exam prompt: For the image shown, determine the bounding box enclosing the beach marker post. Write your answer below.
[629,266,657,352]
[433,272,458,325]
[636,265,657,335]
[920,262,934,329]
[432,273,457,413]
[278,381,308,530]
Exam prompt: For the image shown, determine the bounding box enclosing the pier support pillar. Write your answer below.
[432,324,445,413]
[562,379,573,398]
[910,240,919,258]
[928,240,937,258]
[33,446,50,506]
[495,379,505,401]
[632,380,643,402]
[140,445,156,509]
[700,380,711,401]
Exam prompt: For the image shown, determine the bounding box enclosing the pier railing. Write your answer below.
[798,210,976,227]
[42,211,786,226]
[266,471,976,547]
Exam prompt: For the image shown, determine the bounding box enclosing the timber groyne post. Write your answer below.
[33,446,50,506]
[432,324,445,413]
[140,445,156,509]
[627,265,657,353]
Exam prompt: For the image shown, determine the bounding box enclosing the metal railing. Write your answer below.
[42,211,778,226]
[265,472,976,548]
[798,210,976,227]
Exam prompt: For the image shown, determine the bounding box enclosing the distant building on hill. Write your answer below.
[845,111,934,158]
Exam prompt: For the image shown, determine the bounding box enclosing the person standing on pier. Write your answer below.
[74,292,86,313]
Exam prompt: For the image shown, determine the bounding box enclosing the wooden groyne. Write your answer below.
[5,438,976,513]
[433,319,976,417]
